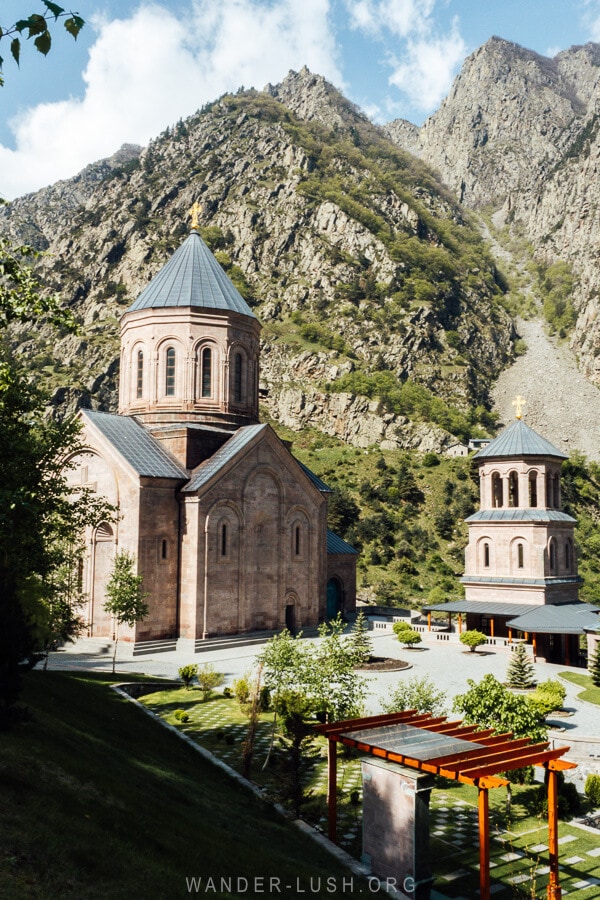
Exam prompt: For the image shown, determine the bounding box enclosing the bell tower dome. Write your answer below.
[119,209,260,431]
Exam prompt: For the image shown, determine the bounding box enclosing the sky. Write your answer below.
[1,0,600,199]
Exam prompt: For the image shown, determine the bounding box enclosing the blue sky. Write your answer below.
[1,0,600,198]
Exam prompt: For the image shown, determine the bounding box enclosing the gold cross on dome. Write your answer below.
[512,395,526,419]
[187,201,202,230]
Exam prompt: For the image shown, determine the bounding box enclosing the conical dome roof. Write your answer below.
[127,230,256,318]
[474,418,567,460]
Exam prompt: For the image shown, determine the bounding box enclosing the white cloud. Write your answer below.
[0,0,342,199]
[582,0,600,41]
[389,24,467,111]
[345,0,466,116]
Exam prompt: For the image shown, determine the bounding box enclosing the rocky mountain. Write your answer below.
[386,37,600,383]
[0,68,513,452]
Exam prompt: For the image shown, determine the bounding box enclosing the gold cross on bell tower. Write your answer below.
[187,201,202,230]
[512,395,526,419]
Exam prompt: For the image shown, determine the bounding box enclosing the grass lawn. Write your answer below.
[142,687,600,899]
[559,671,600,705]
[1,672,372,899]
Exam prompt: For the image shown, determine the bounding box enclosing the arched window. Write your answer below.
[508,471,519,508]
[295,525,301,557]
[484,542,490,568]
[528,472,538,508]
[546,472,554,508]
[234,352,243,402]
[553,474,560,509]
[161,539,168,560]
[549,539,556,574]
[492,473,503,508]
[201,347,212,398]
[221,523,228,557]
[517,543,524,569]
[136,349,144,399]
[565,540,573,572]
[165,347,176,397]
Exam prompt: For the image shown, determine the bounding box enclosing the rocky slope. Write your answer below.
[386,38,600,387]
[0,68,514,452]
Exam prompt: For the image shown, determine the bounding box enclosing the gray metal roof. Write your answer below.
[462,575,582,587]
[474,419,568,461]
[297,461,332,493]
[83,410,188,480]
[466,508,576,523]
[327,529,358,555]
[127,230,256,318]
[422,599,537,617]
[183,424,266,492]
[507,602,600,634]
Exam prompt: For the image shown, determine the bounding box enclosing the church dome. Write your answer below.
[474,419,568,460]
[127,229,256,318]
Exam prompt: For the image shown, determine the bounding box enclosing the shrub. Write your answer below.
[233,674,251,707]
[173,709,189,723]
[196,663,225,702]
[585,774,600,807]
[394,625,422,648]
[178,664,198,690]
[531,679,566,715]
[222,687,233,699]
[459,630,487,653]
[382,675,447,716]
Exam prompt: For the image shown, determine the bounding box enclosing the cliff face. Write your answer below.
[0,68,513,452]
[386,38,600,383]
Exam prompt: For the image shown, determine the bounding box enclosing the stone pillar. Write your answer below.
[362,759,434,899]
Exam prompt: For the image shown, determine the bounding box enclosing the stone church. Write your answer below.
[68,215,357,651]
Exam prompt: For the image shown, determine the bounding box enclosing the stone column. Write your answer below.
[362,759,434,899]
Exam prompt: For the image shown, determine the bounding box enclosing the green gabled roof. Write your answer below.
[474,419,567,461]
[127,230,256,318]
[327,530,358,554]
[82,410,187,480]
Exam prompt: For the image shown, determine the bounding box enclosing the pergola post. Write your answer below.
[458,613,463,634]
[490,618,495,639]
[327,737,337,843]
[547,767,562,899]
[428,612,431,632]
[478,786,490,900]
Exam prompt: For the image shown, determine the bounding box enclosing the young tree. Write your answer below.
[196,663,224,702]
[273,690,320,818]
[347,610,373,666]
[178,664,198,690]
[589,643,600,688]
[459,629,488,653]
[506,642,536,689]
[382,675,447,717]
[453,674,548,743]
[103,551,149,674]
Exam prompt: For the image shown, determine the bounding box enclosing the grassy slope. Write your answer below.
[1,672,368,900]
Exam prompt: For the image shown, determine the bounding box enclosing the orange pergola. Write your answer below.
[315,710,576,900]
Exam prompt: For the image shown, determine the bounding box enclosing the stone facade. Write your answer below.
[67,227,357,646]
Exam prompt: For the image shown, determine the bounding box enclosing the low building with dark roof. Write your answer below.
[66,217,356,649]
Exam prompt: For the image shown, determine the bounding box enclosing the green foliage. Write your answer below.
[535,260,577,338]
[196,663,225,702]
[233,674,251,707]
[530,679,566,716]
[453,674,548,743]
[0,5,84,87]
[395,627,422,647]
[382,675,447,717]
[103,551,149,673]
[347,611,373,666]
[0,238,76,330]
[585,773,600,807]
[506,643,536,689]
[589,644,600,687]
[178,664,198,690]
[459,629,487,652]
[173,709,189,723]
[327,487,360,540]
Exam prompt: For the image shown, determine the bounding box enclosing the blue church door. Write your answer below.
[326,578,343,619]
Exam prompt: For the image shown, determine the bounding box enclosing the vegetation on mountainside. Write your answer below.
[274,420,600,608]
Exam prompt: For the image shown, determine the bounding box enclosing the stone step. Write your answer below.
[132,638,178,657]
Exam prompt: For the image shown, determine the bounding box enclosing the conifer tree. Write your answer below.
[589,644,600,688]
[348,610,373,666]
[506,642,536,689]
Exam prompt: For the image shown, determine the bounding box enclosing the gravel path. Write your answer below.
[491,318,600,460]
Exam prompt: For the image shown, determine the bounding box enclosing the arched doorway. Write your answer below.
[326,577,343,619]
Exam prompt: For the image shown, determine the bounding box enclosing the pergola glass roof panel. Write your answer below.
[345,722,487,761]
